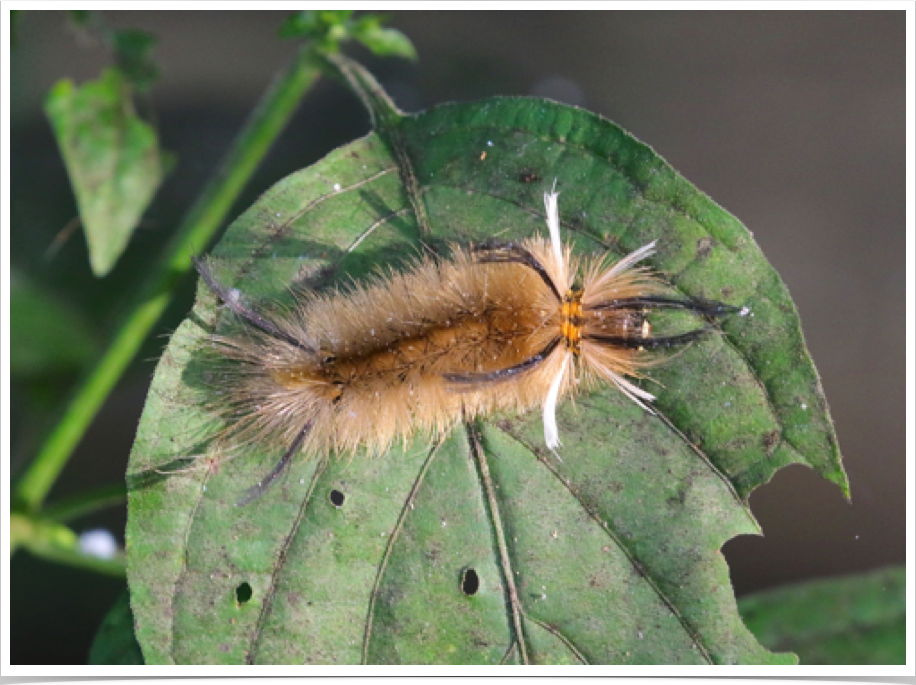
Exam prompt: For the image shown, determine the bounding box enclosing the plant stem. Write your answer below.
[10,513,127,578]
[42,483,127,523]
[16,45,323,513]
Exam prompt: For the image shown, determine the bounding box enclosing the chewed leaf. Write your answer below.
[127,88,842,663]
[45,68,166,276]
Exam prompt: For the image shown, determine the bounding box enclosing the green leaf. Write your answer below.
[279,11,416,60]
[738,566,906,665]
[350,18,417,60]
[10,270,97,376]
[89,589,145,665]
[127,90,843,663]
[45,68,166,276]
[278,10,353,42]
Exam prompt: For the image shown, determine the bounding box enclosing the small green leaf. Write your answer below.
[89,590,145,665]
[11,10,25,46]
[279,11,416,60]
[128,83,842,663]
[45,68,166,276]
[10,270,97,376]
[351,23,417,60]
[739,566,906,665]
[278,10,352,42]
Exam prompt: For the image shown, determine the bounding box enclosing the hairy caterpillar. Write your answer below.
[194,189,736,504]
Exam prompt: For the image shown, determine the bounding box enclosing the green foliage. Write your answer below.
[15,11,410,544]
[126,66,844,662]
[738,566,906,665]
[90,565,904,665]
[16,12,853,666]
[10,270,97,377]
[38,13,166,276]
[279,10,416,59]
[44,68,167,276]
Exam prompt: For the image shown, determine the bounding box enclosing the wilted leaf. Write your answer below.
[45,68,165,276]
[127,81,843,663]
[738,566,906,665]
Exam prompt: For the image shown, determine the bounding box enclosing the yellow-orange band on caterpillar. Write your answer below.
[561,289,584,355]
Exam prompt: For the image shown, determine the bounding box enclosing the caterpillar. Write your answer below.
[194,188,737,504]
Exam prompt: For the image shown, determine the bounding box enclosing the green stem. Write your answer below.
[319,51,403,129]
[42,483,127,523]
[16,45,324,512]
[11,513,127,578]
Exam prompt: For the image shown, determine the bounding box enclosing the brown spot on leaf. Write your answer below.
[696,236,714,260]
[763,429,780,453]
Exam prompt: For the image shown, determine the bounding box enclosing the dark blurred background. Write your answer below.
[9,11,905,664]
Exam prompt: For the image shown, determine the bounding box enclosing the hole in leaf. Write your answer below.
[329,489,345,507]
[461,568,480,596]
[236,582,253,605]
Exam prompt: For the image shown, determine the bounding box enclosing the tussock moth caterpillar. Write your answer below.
[194,188,737,504]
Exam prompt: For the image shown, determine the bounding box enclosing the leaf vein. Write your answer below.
[523,612,590,665]
[466,421,530,665]
[245,454,330,664]
[493,424,714,664]
[361,439,443,664]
